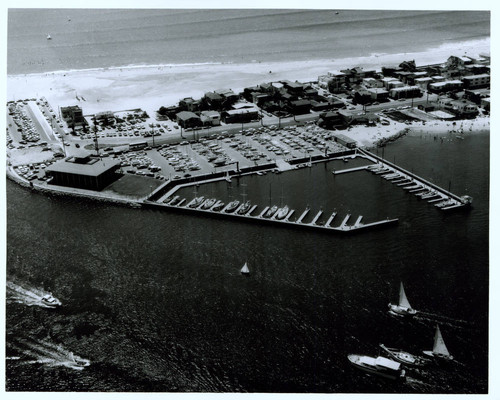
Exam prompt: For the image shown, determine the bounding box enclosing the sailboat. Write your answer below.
[423,325,453,361]
[388,282,417,317]
[241,262,250,275]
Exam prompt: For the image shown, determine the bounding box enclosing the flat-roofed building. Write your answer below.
[61,105,85,126]
[389,86,421,99]
[363,77,383,88]
[46,155,120,191]
[462,74,490,89]
[200,110,221,126]
[414,77,433,90]
[176,111,202,128]
[428,80,463,93]
[222,107,260,124]
[333,133,357,148]
[381,77,398,89]
[366,88,389,101]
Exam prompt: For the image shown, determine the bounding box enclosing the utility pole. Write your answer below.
[93,115,99,156]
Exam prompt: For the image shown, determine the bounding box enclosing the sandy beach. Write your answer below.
[7,38,489,113]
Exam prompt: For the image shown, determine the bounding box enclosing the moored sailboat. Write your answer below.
[388,282,417,317]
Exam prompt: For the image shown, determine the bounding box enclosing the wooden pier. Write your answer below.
[334,149,472,213]
[143,200,398,234]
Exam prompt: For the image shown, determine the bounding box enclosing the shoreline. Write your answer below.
[7,37,490,118]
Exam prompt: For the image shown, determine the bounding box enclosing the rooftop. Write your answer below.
[46,157,120,177]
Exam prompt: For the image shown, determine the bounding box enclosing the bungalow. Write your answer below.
[437,97,479,118]
[179,97,199,112]
[428,80,464,93]
[176,111,202,128]
[200,110,221,126]
[414,77,433,91]
[214,88,239,103]
[288,99,311,115]
[363,77,383,88]
[203,92,224,109]
[222,107,260,124]
[366,88,389,102]
[389,86,421,99]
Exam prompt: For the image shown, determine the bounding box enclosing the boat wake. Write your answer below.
[9,337,90,371]
[6,281,59,309]
[415,311,475,329]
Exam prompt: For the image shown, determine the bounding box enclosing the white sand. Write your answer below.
[6,37,490,148]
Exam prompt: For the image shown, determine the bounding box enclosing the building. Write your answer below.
[200,110,221,126]
[214,89,239,103]
[60,105,85,126]
[446,55,474,69]
[389,86,421,99]
[288,99,311,115]
[366,88,389,102]
[176,111,202,128]
[462,74,490,89]
[222,107,260,124]
[428,80,463,93]
[387,80,405,90]
[203,92,224,109]
[46,155,120,191]
[179,97,198,112]
[333,133,357,148]
[363,77,383,88]
[381,77,399,89]
[464,88,490,105]
[437,98,479,118]
[414,77,433,91]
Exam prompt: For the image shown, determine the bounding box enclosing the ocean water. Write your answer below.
[6,131,489,392]
[7,9,490,75]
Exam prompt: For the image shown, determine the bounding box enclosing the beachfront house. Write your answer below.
[462,74,490,89]
[176,111,202,128]
[61,105,85,127]
[222,108,260,124]
[200,110,221,126]
[437,97,479,118]
[389,86,421,100]
[179,97,199,112]
[428,80,464,94]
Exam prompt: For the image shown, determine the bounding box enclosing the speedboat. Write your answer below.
[225,200,240,213]
[264,205,278,218]
[237,200,251,215]
[423,325,454,362]
[212,200,225,211]
[379,344,428,367]
[388,282,417,317]
[189,196,205,208]
[201,198,217,210]
[275,205,289,220]
[348,354,406,380]
[41,294,62,308]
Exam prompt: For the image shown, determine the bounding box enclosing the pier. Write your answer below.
[334,149,472,212]
[143,200,398,234]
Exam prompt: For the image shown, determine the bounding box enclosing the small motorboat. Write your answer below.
[225,200,240,213]
[46,34,52,40]
[201,198,217,210]
[275,205,289,220]
[211,200,225,211]
[241,262,250,275]
[237,200,251,215]
[423,325,454,362]
[189,196,205,208]
[388,282,417,317]
[347,354,406,380]
[41,294,62,308]
[264,205,278,218]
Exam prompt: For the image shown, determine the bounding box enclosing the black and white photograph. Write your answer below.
[3,1,495,397]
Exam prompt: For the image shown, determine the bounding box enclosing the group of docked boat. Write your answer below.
[348,282,454,381]
[366,164,468,210]
[263,204,290,220]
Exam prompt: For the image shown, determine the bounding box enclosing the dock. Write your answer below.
[143,199,398,234]
[332,165,369,175]
[296,208,310,224]
[325,212,337,227]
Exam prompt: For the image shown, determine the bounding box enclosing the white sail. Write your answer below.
[241,262,250,274]
[398,282,412,309]
[433,325,450,356]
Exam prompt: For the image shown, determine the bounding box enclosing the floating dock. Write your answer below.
[334,149,472,212]
[143,200,398,234]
